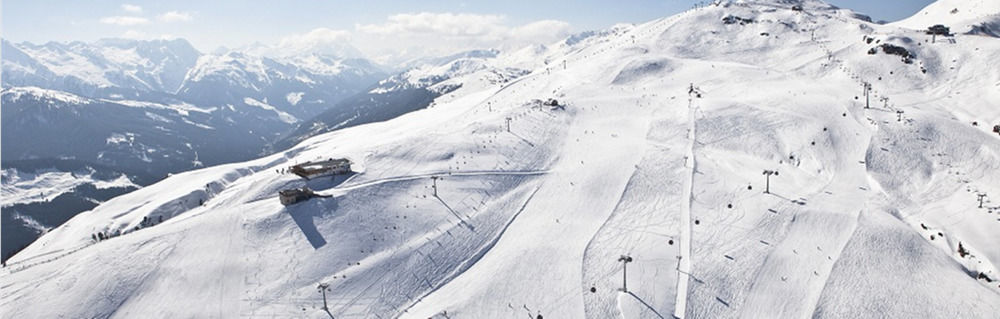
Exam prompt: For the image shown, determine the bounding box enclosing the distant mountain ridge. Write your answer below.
[2,37,388,173]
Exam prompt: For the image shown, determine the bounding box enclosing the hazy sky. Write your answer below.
[2,0,935,62]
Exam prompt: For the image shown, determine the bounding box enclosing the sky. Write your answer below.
[2,0,936,64]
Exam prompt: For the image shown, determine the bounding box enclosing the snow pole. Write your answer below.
[762,170,779,194]
[618,255,633,292]
[431,176,440,197]
[865,82,871,109]
[317,283,332,318]
[979,193,987,208]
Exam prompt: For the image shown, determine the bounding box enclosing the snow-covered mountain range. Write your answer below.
[2,0,1000,317]
[2,38,200,96]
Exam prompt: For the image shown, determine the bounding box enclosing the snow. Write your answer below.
[180,50,380,92]
[285,55,347,75]
[1,167,139,208]
[11,212,50,234]
[17,44,118,87]
[99,98,215,116]
[368,53,515,94]
[185,52,272,86]
[286,92,305,106]
[2,0,999,318]
[243,97,299,124]
[6,39,201,92]
[2,86,92,105]
[892,0,1000,31]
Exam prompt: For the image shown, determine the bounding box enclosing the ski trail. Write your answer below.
[673,98,697,319]
[397,184,544,316]
[217,210,243,318]
[335,169,549,192]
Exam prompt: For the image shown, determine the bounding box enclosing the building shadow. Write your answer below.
[305,172,357,191]
[286,198,338,249]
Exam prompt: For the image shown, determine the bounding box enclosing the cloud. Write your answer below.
[508,20,573,45]
[121,4,142,13]
[100,16,150,26]
[158,11,193,22]
[356,12,506,37]
[274,28,362,58]
[122,30,147,39]
[351,12,572,64]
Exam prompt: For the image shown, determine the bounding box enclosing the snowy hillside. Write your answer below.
[0,159,148,262]
[892,0,1000,32]
[3,0,999,318]
[271,50,529,151]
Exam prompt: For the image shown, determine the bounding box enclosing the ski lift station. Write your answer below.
[289,158,352,180]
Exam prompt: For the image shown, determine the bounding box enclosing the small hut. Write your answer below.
[289,158,352,180]
[279,187,330,205]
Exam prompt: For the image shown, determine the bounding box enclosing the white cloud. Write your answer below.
[158,11,193,22]
[507,20,573,46]
[274,28,362,58]
[122,30,147,39]
[351,12,572,65]
[356,12,506,37]
[100,16,150,26]
[121,4,142,13]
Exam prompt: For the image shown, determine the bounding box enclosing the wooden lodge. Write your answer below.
[289,158,352,180]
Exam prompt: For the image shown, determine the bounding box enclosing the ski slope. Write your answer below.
[3,1,999,318]
[892,0,1000,31]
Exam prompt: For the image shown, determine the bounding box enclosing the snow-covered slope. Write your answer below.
[892,0,1000,32]
[3,0,999,318]
[272,50,528,151]
[0,159,149,263]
